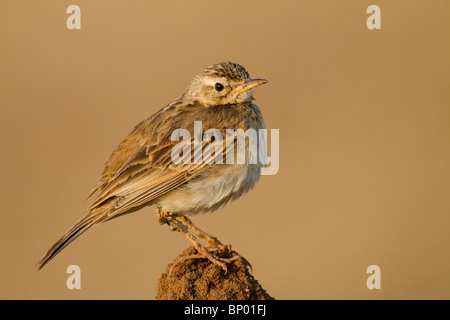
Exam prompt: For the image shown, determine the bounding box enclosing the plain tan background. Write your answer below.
[1,0,449,299]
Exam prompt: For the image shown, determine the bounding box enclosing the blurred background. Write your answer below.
[1,0,449,299]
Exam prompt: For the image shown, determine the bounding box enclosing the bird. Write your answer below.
[37,61,268,272]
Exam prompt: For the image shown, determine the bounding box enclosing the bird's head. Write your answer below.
[184,62,267,106]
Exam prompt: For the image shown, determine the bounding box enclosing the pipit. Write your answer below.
[37,62,268,272]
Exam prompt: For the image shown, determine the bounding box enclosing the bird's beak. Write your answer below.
[230,78,268,96]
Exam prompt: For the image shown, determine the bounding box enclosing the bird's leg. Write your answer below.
[158,208,182,232]
[173,215,251,273]
[157,209,240,275]
[167,217,240,276]
[175,215,230,252]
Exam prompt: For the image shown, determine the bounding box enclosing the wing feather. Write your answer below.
[87,101,260,222]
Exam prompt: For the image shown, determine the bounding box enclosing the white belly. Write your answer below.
[156,163,261,215]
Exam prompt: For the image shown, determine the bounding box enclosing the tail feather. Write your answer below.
[36,210,105,270]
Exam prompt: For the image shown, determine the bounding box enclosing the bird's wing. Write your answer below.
[89,145,207,219]
[87,103,248,221]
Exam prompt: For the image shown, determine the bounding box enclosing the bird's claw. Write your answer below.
[168,248,241,277]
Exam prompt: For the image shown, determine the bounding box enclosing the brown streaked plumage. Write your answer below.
[37,62,268,272]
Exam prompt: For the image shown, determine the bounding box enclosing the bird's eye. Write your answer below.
[214,83,224,92]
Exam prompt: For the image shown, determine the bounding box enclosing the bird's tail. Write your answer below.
[36,208,107,270]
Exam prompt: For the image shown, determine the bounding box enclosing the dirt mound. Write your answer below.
[156,247,274,300]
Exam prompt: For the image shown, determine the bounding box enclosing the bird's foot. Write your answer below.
[168,246,241,277]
